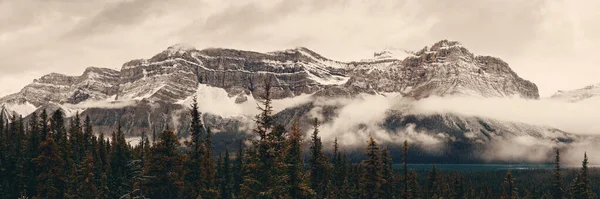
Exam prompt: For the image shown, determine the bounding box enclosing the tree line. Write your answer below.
[0,80,598,199]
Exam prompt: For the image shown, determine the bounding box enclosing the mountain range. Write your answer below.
[0,39,593,163]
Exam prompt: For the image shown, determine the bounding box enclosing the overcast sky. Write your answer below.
[1,0,599,97]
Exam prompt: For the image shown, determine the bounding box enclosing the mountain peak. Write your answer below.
[166,43,196,52]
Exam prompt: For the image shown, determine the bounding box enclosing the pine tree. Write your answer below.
[144,130,184,199]
[184,96,206,198]
[407,170,420,199]
[233,140,245,197]
[426,165,439,199]
[240,77,287,198]
[5,114,26,198]
[40,109,49,140]
[219,148,234,199]
[83,115,94,152]
[77,152,98,198]
[69,112,84,163]
[450,171,464,199]
[109,123,132,198]
[285,119,313,199]
[402,140,409,199]
[201,127,219,198]
[361,136,384,199]
[34,134,66,199]
[309,118,329,198]
[570,152,595,199]
[331,138,348,199]
[552,149,564,199]
[503,170,518,199]
[381,146,395,199]
[24,112,41,197]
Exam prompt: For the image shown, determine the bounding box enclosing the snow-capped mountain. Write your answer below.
[550,83,600,102]
[0,39,573,163]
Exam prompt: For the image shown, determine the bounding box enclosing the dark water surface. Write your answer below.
[392,164,592,171]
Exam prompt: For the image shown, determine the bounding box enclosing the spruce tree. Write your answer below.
[331,138,348,199]
[109,123,132,198]
[407,170,420,199]
[219,148,234,199]
[361,136,384,199]
[309,118,329,198]
[233,140,245,197]
[83,115,94,152]
[285,119,313,199]
[34,134,66,199]
[240,77,287,198]
[426,165,439,198]
[25,112,41,197]
[381,146,395,199]
[570,152,595,199]
[144,130,184,199]
[77,152,98,198]
[69,112,84,163]
[552,149,564,199]
[402,140,409,199]
[184,96,206,198]
[503,170,518,199]
[201,127,219,198]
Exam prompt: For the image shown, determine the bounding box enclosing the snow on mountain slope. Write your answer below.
[0,39,550,153]
[177,84,314,118]
[345,40,539,99]
[550,83,600,102]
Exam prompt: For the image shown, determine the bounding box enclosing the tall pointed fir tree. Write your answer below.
[144,130,184,199]
[503,170,518,199]
[34,134,66,199]
[201,127,219,198]
[407,170,421,199]
[570,152,595,199]
[69,112,84,163]
[77,152,98,198]
[331,138,348,199]
[309,118,329,198]
[184,96,207,198]
[240,77,287,198]
[361,136,384,199]
[83,115,94,152]
[109,122,132,198]
[25,112,41,197]
[5,114,26,198]
[380,146,395,199]
[285,119,313,199]
[552,149,564,199]
[218,148,234,199]
[426,165,439,199]
[233,140,245,197]
[402,140,409,199]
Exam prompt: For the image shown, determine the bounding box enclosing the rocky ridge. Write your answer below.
[0,40,557,158]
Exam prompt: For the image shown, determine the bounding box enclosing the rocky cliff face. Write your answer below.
[0,40,547,147]
[346,40,539,99]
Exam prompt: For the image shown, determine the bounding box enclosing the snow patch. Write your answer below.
[1,101,37,117]
[178,84,313,118]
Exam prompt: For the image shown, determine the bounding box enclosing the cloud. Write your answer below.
[410,96,600,135]
[305,93,600,163]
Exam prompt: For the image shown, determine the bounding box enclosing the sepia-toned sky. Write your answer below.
[1,0,599,97]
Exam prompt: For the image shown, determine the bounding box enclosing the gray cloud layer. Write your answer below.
[1,0,599,97]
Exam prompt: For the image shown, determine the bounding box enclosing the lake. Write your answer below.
[392,164,587,171]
